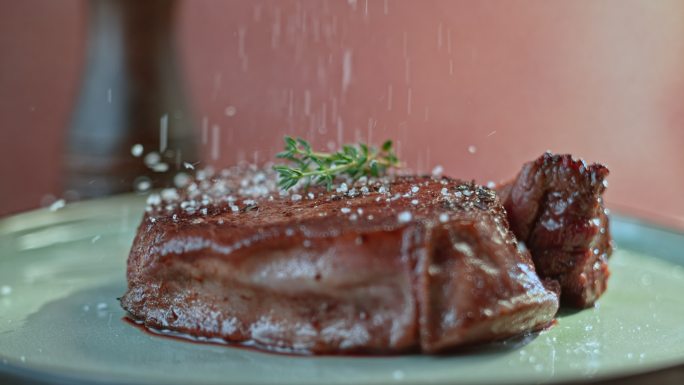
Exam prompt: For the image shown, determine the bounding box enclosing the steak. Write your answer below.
[120,171,560,354]
[497,152,613,308]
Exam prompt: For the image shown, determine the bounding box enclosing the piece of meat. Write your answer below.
[120,173,559,354]
[497,152,613,308]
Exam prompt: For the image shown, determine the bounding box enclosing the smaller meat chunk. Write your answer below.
[498,153,613,308]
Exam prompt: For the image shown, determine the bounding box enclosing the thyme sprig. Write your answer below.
[273,136,400,190]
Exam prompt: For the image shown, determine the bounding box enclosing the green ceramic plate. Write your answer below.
[1,195,684,385]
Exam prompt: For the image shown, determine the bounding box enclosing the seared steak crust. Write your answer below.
[121,174,559,354]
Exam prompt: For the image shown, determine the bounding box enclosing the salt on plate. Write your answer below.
[48,199,66,212]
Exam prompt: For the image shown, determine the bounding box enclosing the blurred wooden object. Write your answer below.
[64,0,196,199]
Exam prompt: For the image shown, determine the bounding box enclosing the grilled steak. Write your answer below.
[497,153,612,308]
[121,171,560,354]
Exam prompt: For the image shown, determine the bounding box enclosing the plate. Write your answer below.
[1,194,684,385]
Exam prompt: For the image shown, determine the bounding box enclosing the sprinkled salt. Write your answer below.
[486,181,496,189]
[378,186,387,194]
[336,183,349,193]
[341,207,351,214]
[161,188,179,201]
[397,211,412,223]
[174,172,191,188]
[0,285,12,296]
[410,186,419,193]
[428,265,442,275]
[147,194,161,205]
[441,188,449,196]
[291,194,302,202]
[230,205,239,212]
[225,105,237,117]
[144,151,160,167]
[411,199,419,205]
[303,239,312,248]
[48,199,65,212]
[131,144,144,157]
[349,214,358,221]
[431,165,444,176]
[439,213,449,223]
[183,161,195,170]
[134,176,152,192]
[307,192,315,200]
[152,163,169,172]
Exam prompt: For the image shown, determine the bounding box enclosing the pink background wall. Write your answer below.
[2,0,684,229]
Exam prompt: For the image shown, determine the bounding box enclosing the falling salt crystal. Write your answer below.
[48,199,66,212]
[131,144,144,157]
[392,370,405,380]
[431,165,444,176]
[468,145,477,154]
[134,176,152,192]
[97,302,108,310]
[152,163,169,172]
[144,151,161,167]
[225,106,237,117]
[183,162,195,170]
[91,235,101,243]
[159,114,168,153]
[174,172,191,188]
[439,213,449,223]
[486,181,496,189]
[0,286,12,296]
[397,211,412,223]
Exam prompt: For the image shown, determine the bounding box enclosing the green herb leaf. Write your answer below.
[273,136,400,190]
